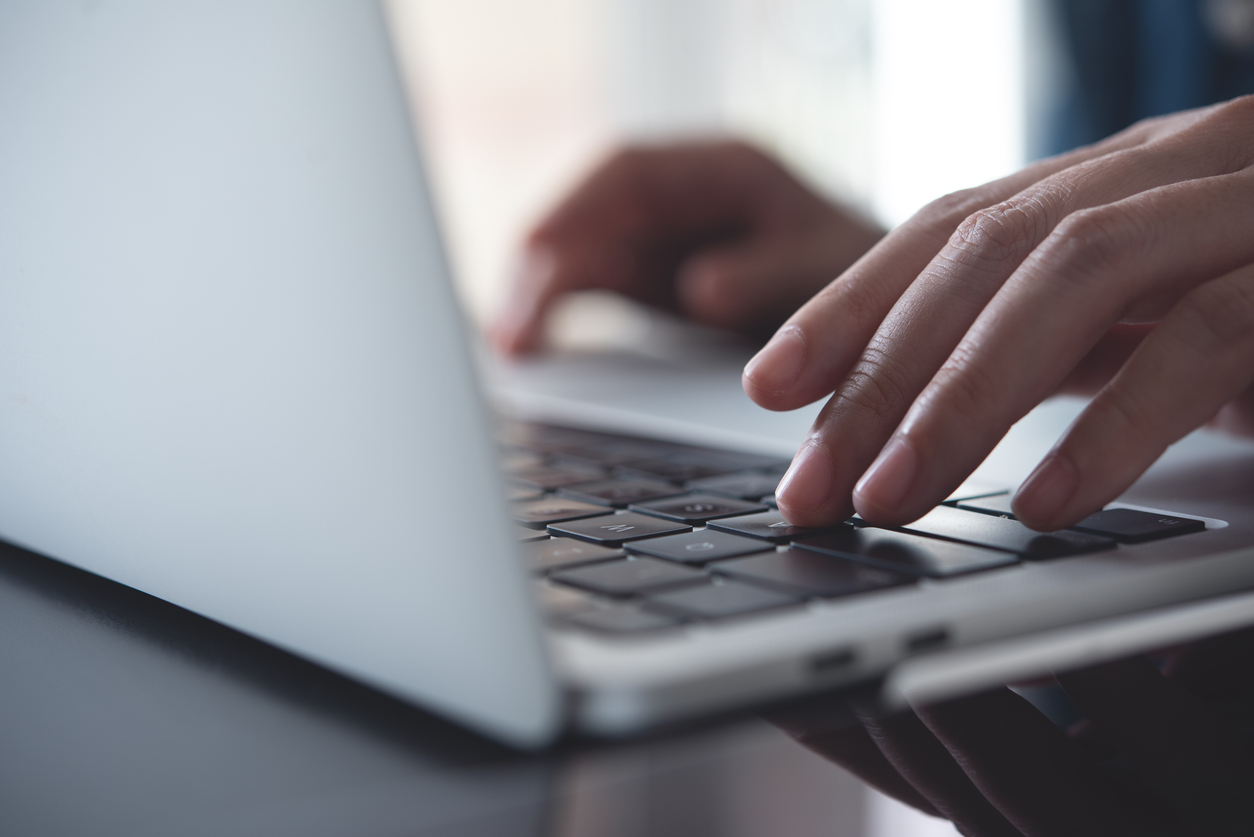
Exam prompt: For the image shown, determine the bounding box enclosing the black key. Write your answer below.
[1071,507,1206,543]
[763,494,778,508]
[944,479,1008,503]
[512,497,612,529]
[645,579,801,619]
[626,529,774,564]
[557,478,685,508]
[795,527,1017,576]
[563,603,683,634]
[714,549,915,598]
[896,505,1115,559]
[955,493,1016,517]
[535,583,597,616]
[511,465,603,491]
[686,472,782,500]
[629,493,768,524]
[547,512,692,547]
[525,539,623,572]
[706,511,840,543]
[551,556,705,596]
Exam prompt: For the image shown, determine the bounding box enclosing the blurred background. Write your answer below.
[384,0,1057,342]
[380,2,1060,834]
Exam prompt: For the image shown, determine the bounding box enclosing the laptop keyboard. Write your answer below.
[504,422,1208,635]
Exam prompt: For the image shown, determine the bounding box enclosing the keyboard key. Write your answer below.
[563,603,683,634]
[1071,507,1206,543]
[512,497,612,529]
[551,556,706,596]
[615,458,728,483]
[763,494,778,508]
[525,539,623,572]
[626,530,774,564]
[645,579,801,619]
[515,526,549,542]
[547,512,692,547]
[558,478,685,508]
[505,485,545,502]
[706,511,841,543]
[794,527,1018,576]
[713,550,915,597]
[955,493,1016,517]
[511,465,604,490]
[535,583,597,616]
[686,472,782,500]
[629,494,768,524]
[896,505,1116,559]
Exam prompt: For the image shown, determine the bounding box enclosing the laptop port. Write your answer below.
[809,648,856,677]
[904,627,949,654]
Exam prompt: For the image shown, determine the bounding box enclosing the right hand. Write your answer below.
[490,140,884,356]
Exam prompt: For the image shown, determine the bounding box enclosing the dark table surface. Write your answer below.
[0,537,882,837]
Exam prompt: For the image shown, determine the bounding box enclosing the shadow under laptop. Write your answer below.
[0,538,890,837]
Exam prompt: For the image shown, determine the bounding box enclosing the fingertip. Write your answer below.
[1011,452,1081,531]
[775,443,844,527]
[743,326,807,409]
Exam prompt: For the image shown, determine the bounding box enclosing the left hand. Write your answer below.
[744,97,1254,530]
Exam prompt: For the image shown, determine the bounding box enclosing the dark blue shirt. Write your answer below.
[1048,0,1254,154]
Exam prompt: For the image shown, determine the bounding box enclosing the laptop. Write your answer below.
[4,1,1254,749]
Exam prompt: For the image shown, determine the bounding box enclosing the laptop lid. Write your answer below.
[0,1,561,747]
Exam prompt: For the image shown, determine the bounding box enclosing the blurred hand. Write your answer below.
[769,628,1254,836]
[491,140,884,355]
[745,97,1254,530]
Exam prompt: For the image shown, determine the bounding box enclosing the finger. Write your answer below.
[676,223,882,334]
[743,116,1173,410]
[766,707,945,817]
[822,109,1252,526]
[916,688,1178,836]
[855,707,1026,835]
[1051,324,1152,398]
[494,141,833,354]
[855,162,1254,527]
[754,126,1180,525]
[1057,656,1254,835]
[1013,261,1254,530]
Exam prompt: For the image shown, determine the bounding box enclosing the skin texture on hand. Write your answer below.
[767,628,1254,836]
[746,96,1254,531]
[490,140,884,355]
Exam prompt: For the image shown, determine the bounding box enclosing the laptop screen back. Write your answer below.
[0,1,559,747]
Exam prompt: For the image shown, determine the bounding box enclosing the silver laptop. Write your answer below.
[4,1,1254,749]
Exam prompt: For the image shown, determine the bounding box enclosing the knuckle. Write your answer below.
[950,202,1040,267]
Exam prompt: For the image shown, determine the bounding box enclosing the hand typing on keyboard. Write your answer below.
[496,100,1254,535]
[489,140,884,355]
[744,99,1254,532]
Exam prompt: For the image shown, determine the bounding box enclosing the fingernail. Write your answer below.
[855,437,918,515]
[744,326,806,394]
[777,443,834,512]
[1015,453,1078,525]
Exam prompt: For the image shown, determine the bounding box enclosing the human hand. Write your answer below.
[744,97,1254,530]
[769,628,1254,836]
[491,141,884,355]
